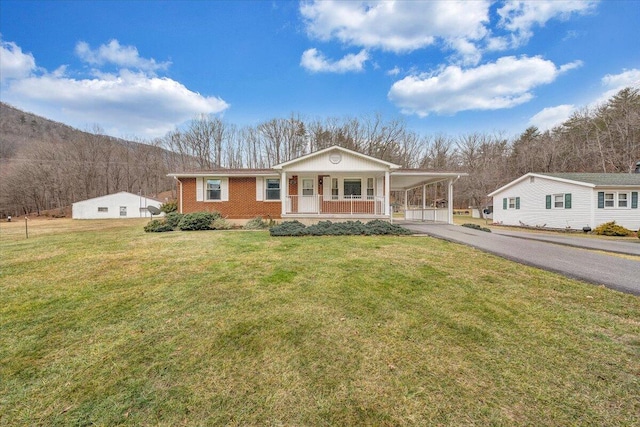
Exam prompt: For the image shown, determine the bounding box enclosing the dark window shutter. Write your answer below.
[565,193,572,209]
[515,197,520,209]
[545,195,551,209]
[503,198,507,210]
[597,191,604,209]
[632,192,638,209]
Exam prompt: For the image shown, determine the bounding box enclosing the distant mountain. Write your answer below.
[0,102,137,159]
[0,103,175,217]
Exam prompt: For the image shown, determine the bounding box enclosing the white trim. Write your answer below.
[272,145,402,170]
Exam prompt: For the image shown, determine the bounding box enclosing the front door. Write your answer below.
[300,177,317,213]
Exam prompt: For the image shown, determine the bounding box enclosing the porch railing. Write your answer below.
[404,208,449,222]
[285,195,386,215]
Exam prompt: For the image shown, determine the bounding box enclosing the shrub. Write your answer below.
[270,220,308,236]
[593,221,633,237]
[244,217,276,230]
[269,220,412,237]
[177,212,221,231]
[160,200,178,214]
[211,217,233,230]
[165,212,184,229]
[144,219,174,233]
[462,223,491,233]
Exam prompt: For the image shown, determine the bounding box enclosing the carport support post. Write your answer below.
[422,184,426,222]
[448,178,454,224]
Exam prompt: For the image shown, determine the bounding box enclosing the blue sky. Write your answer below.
[1,0,639,141]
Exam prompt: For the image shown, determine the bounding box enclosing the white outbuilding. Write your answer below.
[72,191,163,219]
[488,173,640,231]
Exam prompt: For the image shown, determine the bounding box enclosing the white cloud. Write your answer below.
[388,56,580,116]
[300,0,490,64]
[300,48,369,73]
[0,38,37,82]
[529,104,575,130]
[497,0,598,47]
[75,39,171,73]
[387,66,401,77]
[0,39,228,138]
[585,68,640,106]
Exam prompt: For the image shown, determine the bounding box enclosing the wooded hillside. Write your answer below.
[1,86,638,217]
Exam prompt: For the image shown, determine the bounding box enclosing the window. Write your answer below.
[97,207,108,213]
[546,193,571,209]
[618,193,628,208]
[344,179,362,198]
[207,179,221,200]
[120,206,127,217]
[600,191,631,209]
[302,178,314,196]
[367,178,374,199]
[554,194,564,208]
[503,197,520,210]
[265,178,280,200]
[604,192,615,208]
[331,178,338,200]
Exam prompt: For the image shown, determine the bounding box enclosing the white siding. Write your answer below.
[593,188,640,230]
[283,150,389,173]
[491,177,592,230]
[72,191,163,219]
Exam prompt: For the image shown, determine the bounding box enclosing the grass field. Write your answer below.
[1,219,639,426]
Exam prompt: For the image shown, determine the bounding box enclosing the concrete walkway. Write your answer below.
[400,222,640,296]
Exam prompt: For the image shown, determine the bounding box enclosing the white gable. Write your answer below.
[275,146,399,173]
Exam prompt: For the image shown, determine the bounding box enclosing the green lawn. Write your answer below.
[1,219,639,426]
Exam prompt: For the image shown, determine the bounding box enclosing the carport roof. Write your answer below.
[390,170,466,191]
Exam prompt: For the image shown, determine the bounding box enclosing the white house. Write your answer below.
[72,191,163,219]
[488,173,640,231]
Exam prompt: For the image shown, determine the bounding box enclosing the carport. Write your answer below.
[390,171,467,224]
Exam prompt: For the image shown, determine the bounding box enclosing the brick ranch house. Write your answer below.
[169,146,465,224]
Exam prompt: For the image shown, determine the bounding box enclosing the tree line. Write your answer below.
[1,87,638,217]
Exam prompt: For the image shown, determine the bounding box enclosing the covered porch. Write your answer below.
[278,171,463,224]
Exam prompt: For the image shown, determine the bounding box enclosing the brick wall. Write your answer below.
[179,177,282,219]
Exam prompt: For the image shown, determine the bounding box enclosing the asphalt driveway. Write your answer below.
[401,222,640,296]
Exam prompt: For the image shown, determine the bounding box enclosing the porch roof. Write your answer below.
[390,170,466,191]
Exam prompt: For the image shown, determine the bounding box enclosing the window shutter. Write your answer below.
[376,177,384,198]
[196,178,204,202]
[632,191,638,209]
[515,197,520,210]
[256,177,264,201]
[503,198,507,210]
[221,177,229,201]
[564,193,572,209]
[545,195,551,209]
[597,191,604,209]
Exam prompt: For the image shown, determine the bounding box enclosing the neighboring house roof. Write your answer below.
[488,172,640,197]
[541,173,640,186]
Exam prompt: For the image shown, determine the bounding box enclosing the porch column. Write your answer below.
[422,184,426,222]
[384,171,390,216]
[448,178,454,224]
[404,190,408,213]
[281,171,287,217]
